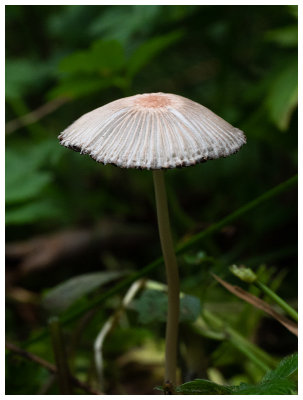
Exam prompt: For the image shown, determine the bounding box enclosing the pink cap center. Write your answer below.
[134,94,171,108]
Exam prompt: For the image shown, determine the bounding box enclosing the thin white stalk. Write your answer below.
[94,279,145,390]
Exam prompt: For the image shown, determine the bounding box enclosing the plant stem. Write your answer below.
[202,309,277,370]
[255,280,298,322]
[153,170,179,386]
[49,317,72,394]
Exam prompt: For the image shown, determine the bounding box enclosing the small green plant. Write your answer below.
[156,353,298,395]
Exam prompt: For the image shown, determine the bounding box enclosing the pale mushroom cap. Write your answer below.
[59,92,246,169]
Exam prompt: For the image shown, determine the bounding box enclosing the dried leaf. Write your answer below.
[212,274,297,336]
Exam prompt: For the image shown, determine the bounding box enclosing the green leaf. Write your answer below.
[90,39,126,72]
[233,379,295,395]
[5,140,64,225]
[6,171,52,204]
[59,39,125,75]
[5,140,62,204]
[6,199,61,225]
[59,51,93,74]
[131,289,201,324]
[180,294,201,323]
[176,354,298,395]
[262,353,298,381]
[6,59,53,100]
[6,139,62,175]
[265,59,298,131]
[51,39,126,99]
[126,30,184,79]
[131,289,167,324]
[42,271,127,314]
[176,379,232,395]
[48,76,111,99]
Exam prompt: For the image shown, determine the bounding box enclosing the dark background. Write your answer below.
[5,5,297,395]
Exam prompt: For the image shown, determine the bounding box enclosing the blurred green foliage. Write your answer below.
[5,5,297,395]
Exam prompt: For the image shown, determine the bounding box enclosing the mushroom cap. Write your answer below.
[59,92,246,169]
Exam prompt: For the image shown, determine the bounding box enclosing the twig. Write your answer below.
[5,97,69,134]
[5,341,102,395]
[6,341,56,371]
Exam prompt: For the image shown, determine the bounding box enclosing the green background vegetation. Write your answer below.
[5,5,297,395]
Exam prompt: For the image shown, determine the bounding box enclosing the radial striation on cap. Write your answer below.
[59,93,246,169]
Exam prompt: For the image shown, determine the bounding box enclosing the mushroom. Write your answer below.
[59,92,246,387]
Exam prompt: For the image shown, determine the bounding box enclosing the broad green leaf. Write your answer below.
[131,289,167,324]
[131,289,201,324]
[52,39,126,99]
[233,379,295,395]
[176,379,232,395]
[176,354,298,395]
[48,76,111,99]
[5,140,62,204]
[59,39,125,74]
[126,30,184,79]
[6,171,52,204]
[42,271,126,314]
[262,353,298,381]
[59,51,93,74]
[6,139,62,176]
[6,199,61,225]
[6,59,53,100]
[180,294,201,322]
[265,59,298,131]
[90,39,126,72]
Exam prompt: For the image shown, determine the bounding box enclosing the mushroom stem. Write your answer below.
[152,169,179,386]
